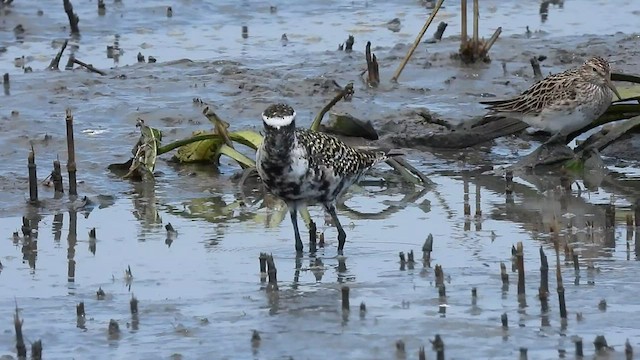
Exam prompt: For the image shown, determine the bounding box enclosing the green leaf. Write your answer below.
[217,144,256,169]
[173,131,224,163]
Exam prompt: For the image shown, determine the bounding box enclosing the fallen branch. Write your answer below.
[48,39,68,71]
[390,0,445,82]
[71,57,106,75]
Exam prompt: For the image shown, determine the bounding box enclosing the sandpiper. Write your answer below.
[480,56,622,143]
[256,103,389,253]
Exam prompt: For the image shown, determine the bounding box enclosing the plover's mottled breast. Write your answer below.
[255,103,389,253]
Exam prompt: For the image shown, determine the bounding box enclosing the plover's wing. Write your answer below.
[296,129,386,176]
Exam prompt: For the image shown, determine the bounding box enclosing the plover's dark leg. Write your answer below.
[289,206,304,253]
[324,203,347,253]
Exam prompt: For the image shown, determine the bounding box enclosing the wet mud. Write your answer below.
[1,0,640,359]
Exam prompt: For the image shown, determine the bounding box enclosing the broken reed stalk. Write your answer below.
[341,286,350,311]
[310,82,354,131]
[472,0,479,54]
[51,159,64,194]
[554,233,567,319]
[14,305,26,358]
[575,337,584,357]
[500,261,509,286]
[434,264,444,286]
[539,246,549,296]
[481,27,502,54]
[399,251,406,271]
[433,21,448,41]
[71,58,106,75]
[390,0,445,82]
[530,57,543,80]
[65,109,78,196]
[365,41,379,87]
[432,334,445,360]
[635,199,640,230]
[3,73,9,95]
[48,39,68,70]
[605,204,615,229]
[501,313,508,328]
[422,233,433,264]
[309,220,317,253]
[505,170,513,195]
[63,0,80,34]
[28,146,38,203]
[31,340,42,360]
[266,254,278,292]
[516,242,525,297]
[519,348,528,360]
[258,253,267,275]
[460,0,467,47]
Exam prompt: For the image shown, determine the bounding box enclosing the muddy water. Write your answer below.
[2,0,640,359]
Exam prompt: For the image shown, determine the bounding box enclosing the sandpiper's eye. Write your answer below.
[592,67,598,72]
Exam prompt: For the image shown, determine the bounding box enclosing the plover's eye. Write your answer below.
[592,67,598,72]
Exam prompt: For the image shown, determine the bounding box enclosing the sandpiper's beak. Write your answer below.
[606,78,622,101]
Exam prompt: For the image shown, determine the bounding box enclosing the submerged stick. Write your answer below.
[63,0,80,34]
[309,220,317,253]
[555,240,567,319]
[500,261,509,286]
[539,246,549,297]
[48,39,68,70]
[72,58,106,75]
[266,254,278,292]
[28,145,38,203]
[65,109,78,196]
[390,0,445,82]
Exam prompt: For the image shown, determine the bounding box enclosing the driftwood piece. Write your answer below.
[392,117,528,149]
[48,39,68,70]
[63,0,80,34]
[365,41,379,87]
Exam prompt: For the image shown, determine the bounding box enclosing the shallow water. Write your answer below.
[2,0,640,359]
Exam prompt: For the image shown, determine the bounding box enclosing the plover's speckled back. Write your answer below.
[256,103,388,253]
[481,56,621,143]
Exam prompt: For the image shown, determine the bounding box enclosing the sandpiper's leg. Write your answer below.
[324,203,347,253]
[289,206,304,253]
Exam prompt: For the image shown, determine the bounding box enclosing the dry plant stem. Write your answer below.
[472,0,479,54]
[203,108,234,148]
[48,39,68,70]
[28,146,38,203]
[31,340,43,360]
[390,0,445,82]
[65,109,78,196]
[461,0,467,47]
[481,26,502,53]
[72,58,106,75]
[310,83,354,131]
